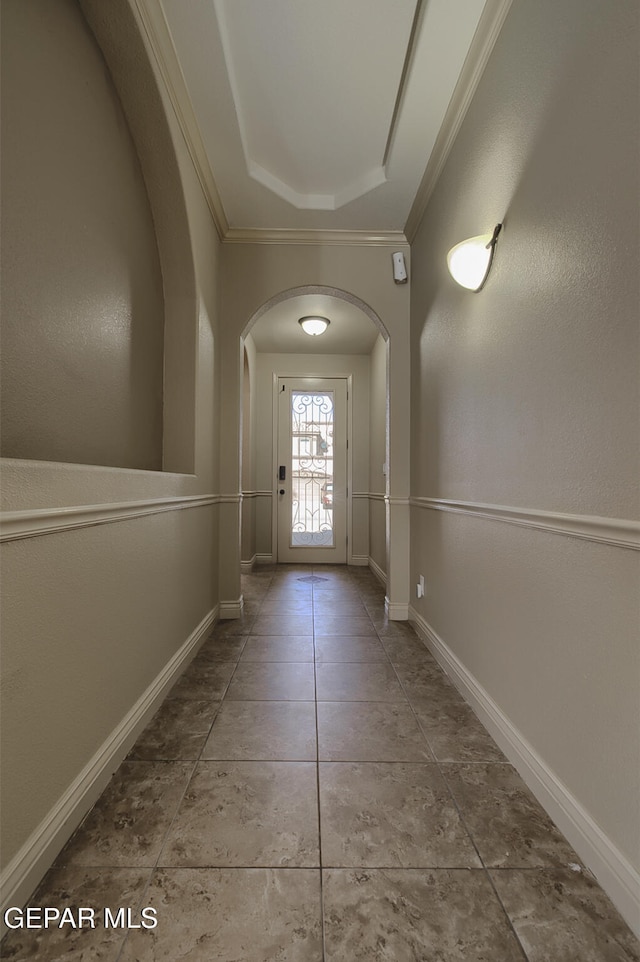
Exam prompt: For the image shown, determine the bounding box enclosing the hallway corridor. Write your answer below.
[3,565,638,961]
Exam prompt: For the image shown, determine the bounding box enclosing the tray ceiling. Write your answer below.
[137,0,511,240]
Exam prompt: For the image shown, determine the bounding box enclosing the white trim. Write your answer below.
[408,607,640,938]
[256,553,274,565]
[411,497,640,551]
[241,490,272,499]
[0,606,217,918]
[218,493,243,505]
[386,496,411,506]
[219,597,244,619]
[131,0,229,238]
[405,0,514,241]
[240,555,257,573]
[0,495,219,543]
[385,599,408,620]
[223,228,407,247]
[352,491,386,502]
[349,554,369,567]
[369,556,387,587]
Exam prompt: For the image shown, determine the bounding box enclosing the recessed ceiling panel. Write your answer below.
[157,0,503,233]
[214,0,417,209]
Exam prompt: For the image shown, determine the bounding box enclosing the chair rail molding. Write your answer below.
[0,495,220,543]
[411,497,640,551]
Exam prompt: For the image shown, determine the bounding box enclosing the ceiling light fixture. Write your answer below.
[298,316,330,336]
[447,223,502,292]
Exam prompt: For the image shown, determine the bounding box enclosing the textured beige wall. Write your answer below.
[410,0,639,905]
[369,334,388,575]
[0,0,221,886]
[1,0,164,470]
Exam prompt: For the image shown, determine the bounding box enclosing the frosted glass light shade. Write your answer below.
[299,316,330,336]
[447,224,502,292]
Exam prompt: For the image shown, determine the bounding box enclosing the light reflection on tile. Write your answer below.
[317,701,433,762]
[316,663,407,702]
[226,662,315,700]
[202,700,317,760]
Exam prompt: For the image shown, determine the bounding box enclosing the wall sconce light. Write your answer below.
[298,315,330,336]
[447,223,502,291]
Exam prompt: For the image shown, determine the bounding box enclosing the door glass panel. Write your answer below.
[291,391,334,547]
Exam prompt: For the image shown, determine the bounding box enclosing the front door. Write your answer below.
[276,377,347,564]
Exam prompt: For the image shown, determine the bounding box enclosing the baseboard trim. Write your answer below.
[240,555,257,573]
[349,554,369,567]
[368,557,387,587]
[408,606,640,938]
[219,597,244,619]
[256,553,274,564]
[0,606,218,919]
[385,599,409,621]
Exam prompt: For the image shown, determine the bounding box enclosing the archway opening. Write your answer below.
[240,286,389,582]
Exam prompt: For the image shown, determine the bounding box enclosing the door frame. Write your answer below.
[271,372,353,564]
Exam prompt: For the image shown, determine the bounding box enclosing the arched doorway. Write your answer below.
[240,286,389,580]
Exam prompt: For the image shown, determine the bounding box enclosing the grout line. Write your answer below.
[311,568,328,962]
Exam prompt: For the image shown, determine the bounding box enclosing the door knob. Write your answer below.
[279,489,285,495]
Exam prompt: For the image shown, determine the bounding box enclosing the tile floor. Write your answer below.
[3,565,638,961]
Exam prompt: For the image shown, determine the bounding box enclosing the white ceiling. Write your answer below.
[132,0,511,352]
[138,0,511,240]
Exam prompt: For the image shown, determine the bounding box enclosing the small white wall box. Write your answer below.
[392,251,408,284]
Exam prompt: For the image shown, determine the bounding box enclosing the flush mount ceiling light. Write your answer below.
[447,223,502,292]
[298,315,330,336]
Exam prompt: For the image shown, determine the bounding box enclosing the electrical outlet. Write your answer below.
[416,575,425,599]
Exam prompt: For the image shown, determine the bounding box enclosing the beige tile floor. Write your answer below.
[3,565,639,961]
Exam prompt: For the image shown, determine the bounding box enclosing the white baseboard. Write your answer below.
[349,554,369,567]
[241,555,256,573]
[219,597,244,619]
[385,598,409,620]
[409,606,640,938]
[368,556,387,587]
[256,553,274,565]
[0,605,218,920]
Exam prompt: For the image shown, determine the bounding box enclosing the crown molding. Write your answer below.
[131,0,229,239]
[404,0,514,242]
[223,228,408,247]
